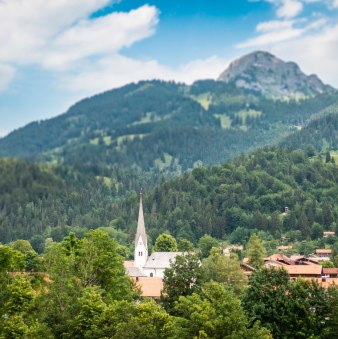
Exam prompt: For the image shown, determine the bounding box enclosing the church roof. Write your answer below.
[143,252,183,269]
[135,193,147,248]
[126,267,148,277]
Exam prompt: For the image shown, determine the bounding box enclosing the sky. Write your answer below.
[1,0,338,136]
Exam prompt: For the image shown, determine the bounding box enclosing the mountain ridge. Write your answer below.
[218,51,335,99]
[1,52,337,172]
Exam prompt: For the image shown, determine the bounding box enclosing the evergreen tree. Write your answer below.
[246,234,266,269]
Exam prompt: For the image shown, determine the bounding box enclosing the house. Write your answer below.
[290,255,320,265]
[323,231,335,238]
[283,265,322,279]
[223,245,243,257]
[315,249,332,261]
[265,253,294,265]
[322,268,338,278]
[240,263,255,276]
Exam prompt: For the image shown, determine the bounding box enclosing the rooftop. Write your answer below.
[126,267,147,277]
[143,252,183,269]
[135,277,164,298]
[323,268,338,275]
[283,265,322,275]
[315,249,332,254]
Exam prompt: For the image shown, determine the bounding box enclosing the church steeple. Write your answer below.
[134,192,148,268]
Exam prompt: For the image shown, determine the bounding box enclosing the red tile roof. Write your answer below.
[315,249,332,254]
[283,265,322,275]
[323,268,338,275]
[134,277,164,298]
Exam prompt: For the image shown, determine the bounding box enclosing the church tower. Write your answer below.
[134,192,148,268]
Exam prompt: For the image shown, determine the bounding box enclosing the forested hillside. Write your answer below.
[114,147,338,244]
[282,112,338,153]
[1,79,337,172]
[3,147,337,249]
[0,159,158,245]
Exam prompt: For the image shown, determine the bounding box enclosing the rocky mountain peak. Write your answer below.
[218,51,335,99]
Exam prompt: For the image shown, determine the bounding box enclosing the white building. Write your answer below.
[128,193,181,278]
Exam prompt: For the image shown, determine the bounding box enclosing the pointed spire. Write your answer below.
[135,191,147,248]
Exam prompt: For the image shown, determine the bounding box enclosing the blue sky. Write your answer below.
[1,0,338,136]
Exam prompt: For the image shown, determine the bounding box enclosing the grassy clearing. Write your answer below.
[329,150,338,163]
[90,138,99,145]
[236,109,262,123]
[214,114,232,129]
[190,93,212,110]
[132,112,172,126]
[90,136,112,146]
[103,136,112,145]
[116,134,148,146]
[155,153,173,170]
[96,176,112,187]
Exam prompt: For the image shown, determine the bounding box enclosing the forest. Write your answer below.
[0,145,337,259]
[1,229,338,338]
[1,80,337,172]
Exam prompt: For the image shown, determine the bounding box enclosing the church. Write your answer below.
[125,192,182,279]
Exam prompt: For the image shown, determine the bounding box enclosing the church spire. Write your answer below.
[135,191,147,247]
[134,191,148,268]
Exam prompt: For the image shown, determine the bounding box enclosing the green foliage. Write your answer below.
[0,245,25,272]
[161,253,203,313]
[38,230,133,337]
[153,233,178,252]
[201,252,247,295]
[321,260,335,268]
[198,234,219,258]
[172,281,272,338]
[243,267,330,338]
[246,234,266,269]
[9,240,40,271]
[177,238,194,251]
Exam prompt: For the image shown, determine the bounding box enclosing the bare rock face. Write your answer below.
[218,51,335,99]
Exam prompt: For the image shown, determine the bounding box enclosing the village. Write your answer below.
[125,194,338,298]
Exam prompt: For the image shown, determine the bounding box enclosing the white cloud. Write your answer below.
[42,6,159,69]
[237,16,326,48]
[277,0,303,18]
[333,0,338,8]
[0,1,159,91]
[237,21,304,48]
[271,23,338,87]
[0,0,114,63]
[61,55,229,94]
[256,20,295,32]
[0,0,230,98]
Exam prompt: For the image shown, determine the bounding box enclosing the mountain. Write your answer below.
[1,53,338,173]
[218,51,336,99]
